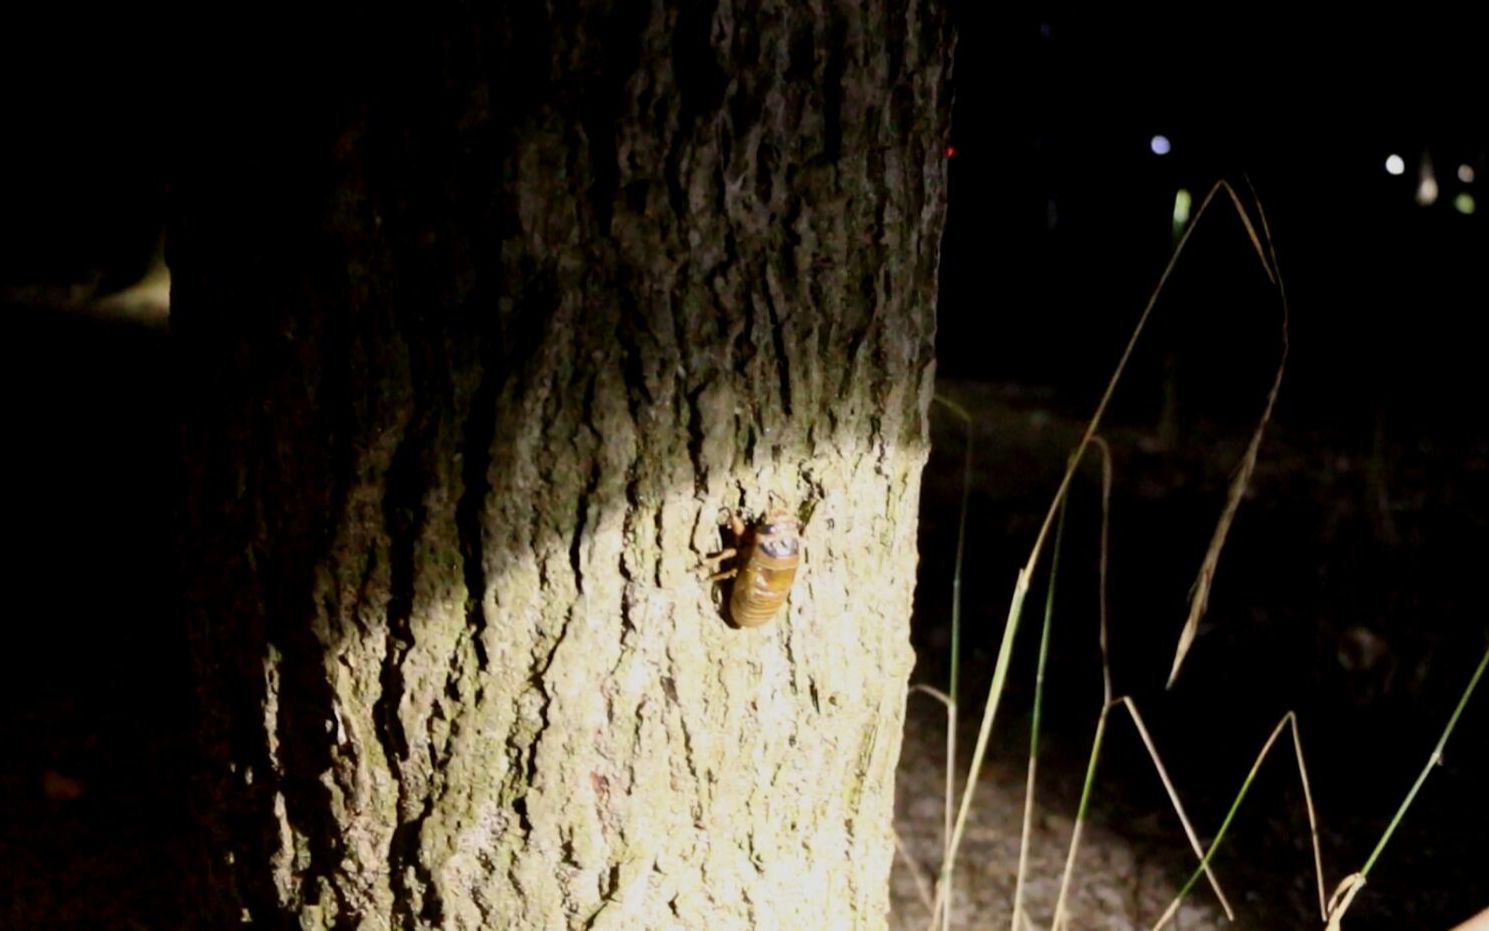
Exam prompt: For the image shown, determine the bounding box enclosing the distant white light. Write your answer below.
[1385,154,1405,176]
[1460,164,1476,184]
[1150,134,1172,156]
[1455,193,1476,215]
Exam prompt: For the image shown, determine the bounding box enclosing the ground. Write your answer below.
[893,379,1489,930]
[889,698,1229,931]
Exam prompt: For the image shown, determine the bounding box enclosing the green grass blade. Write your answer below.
[1051,437,1113,930]
[1013,499,1068,928]
[1050,708,1110,931]
[929,565,1032,927]
[930,394,975,931]
[1361,641,1489,878]
[1325,640,1489,928]
[1158,714,1298,927]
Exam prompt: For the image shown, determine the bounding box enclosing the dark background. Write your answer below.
[2,5,1486,928]
[920,7,1488,930]
[939,8,1485,428]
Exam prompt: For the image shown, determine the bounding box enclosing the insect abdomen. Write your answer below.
[705,504,802,628]
[729,547,798,627]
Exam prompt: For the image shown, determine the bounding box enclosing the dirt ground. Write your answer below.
[892,379,1489,930]
[888,699,1230,931]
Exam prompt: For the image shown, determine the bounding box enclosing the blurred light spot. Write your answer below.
[1385,154,1405,176]
[1455,193,1476,215]
[1046,197,1058,230]
[945,145,957,159]
[89,242,171,328]
[1150,134,1171,156]
[1460,164,1476,184]
[1416,152,1439,206]
[1172,188,1192,235]
[1039,21,1052,38]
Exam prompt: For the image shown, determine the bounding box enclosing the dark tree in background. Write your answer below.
[173,3,952,927]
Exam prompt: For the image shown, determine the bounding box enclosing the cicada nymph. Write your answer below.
[703,497,801,628]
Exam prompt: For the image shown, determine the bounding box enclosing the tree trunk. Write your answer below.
[174,3,952,927]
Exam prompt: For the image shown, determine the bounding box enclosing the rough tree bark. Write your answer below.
[174,3,952,928]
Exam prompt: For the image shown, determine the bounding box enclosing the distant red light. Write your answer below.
[945,145,957,158]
